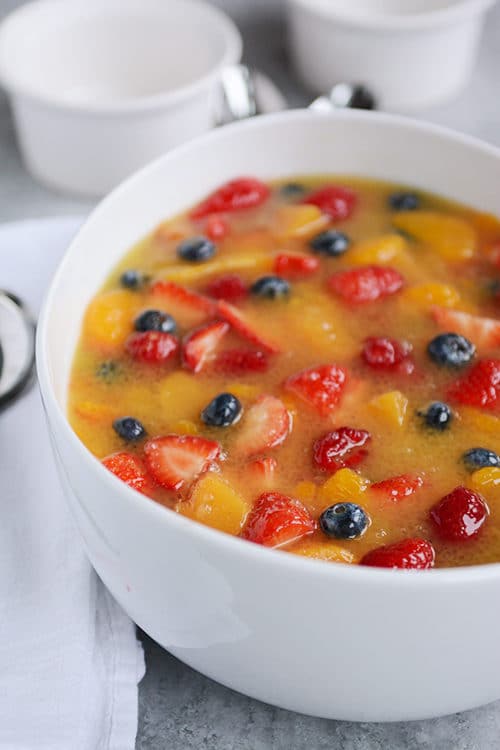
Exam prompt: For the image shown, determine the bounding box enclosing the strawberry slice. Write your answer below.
[190,177,270,219]
[151,280,217,326]
[205,215,229,241]
[217,300,279,353]
[182,320,229,373]
[371,474,424,502]
[126,331,179,364]
[248,456,277,482]
[432,306,500,349]
[301,185,357,221]
[102,452,155,495]
[213,349,269,375]
[284,364,348,416]
[205,274,248,303]
[273,252,319,278]
[328,265,404,304]
[241,492,316,547]
[447,358,500,408]
[361,538,435,569]
[234,395,291,457]
[144,435,220,491]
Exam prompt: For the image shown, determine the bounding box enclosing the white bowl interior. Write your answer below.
[299,0,490,18]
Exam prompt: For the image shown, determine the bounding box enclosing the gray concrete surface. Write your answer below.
[2,0,500,747]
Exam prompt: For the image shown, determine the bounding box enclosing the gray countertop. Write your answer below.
[2,0,500,747]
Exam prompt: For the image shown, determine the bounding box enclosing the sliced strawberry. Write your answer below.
[151,280,217,322]
[313,427,371,472]
[447,358,500,408]
[234,395,291,457]
[144,434,220,491]
[429,486,489,541]
[328,265,404,304]
[302,185,357,221]
[102,452,155,495]
[182,320,229,373]
[205,274,248,302]
[432,306,500,349]
[217,300,279,353]
[241,492,315,547]
[361,337,414,374]
[213,349,269,375]
[284,364,348,416]
[205,215,229,241]
[273,252,319,278]
[361,538,435,569]
[248,456,277,482]
[190,177,270,219]
[371,474,424,502]
[126,331,179,364]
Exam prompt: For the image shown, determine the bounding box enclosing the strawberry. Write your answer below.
[328,265,404,304]
[205,215,229,241]
[125,331,179,364]
[301,185,357,221]
[371,474,424,501]
[241,492,315,547]
[361,538,435,569]
[273,252,319,278]
[313,427,371,472]
[151,280,217,317]
[234,395,291,457]
[432,306,500,349]
[429,486,489,541]
[190,177,270,219]
[144,434,220,491]
[447,358,500,408]
[217,300,279,353]
[182,320,229,373]
[205,274,248,303]
[248,456,277,482]
[361,337,414,373]
[284,364,348,416]
[213,349,269,374]
[102,452,155,495]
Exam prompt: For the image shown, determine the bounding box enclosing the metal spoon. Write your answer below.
[310,83,377,112]
[0,291,36,410]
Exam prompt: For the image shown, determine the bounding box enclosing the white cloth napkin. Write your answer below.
[0,218,145,750]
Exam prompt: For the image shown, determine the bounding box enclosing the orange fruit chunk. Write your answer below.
[392,211,476,261]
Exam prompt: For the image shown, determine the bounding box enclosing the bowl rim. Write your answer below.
[36,107,500,587]
[0,0,242,116]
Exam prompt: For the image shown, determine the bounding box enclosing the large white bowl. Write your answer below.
[37,110,500,722]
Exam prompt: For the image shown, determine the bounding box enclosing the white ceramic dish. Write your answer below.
[0,0,241,197]
[37,110,500,722]
[287,0,497,111]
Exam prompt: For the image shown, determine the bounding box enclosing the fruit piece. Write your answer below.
[73,400,117,423]
[177,236,216,262]
[328,265,404,304]
[201,392,242,427]
[462,447,500,471]
[447,359,500,409]
[205,274,247,302]
[190,177,270,219]
[302,184,357,221]
[427,331,476,368]
[102,452,154,495]
[241,492,315,547]
[182,320,229,373]
[429,486,489,541]
[404,282,460,309]
[248,457,277,483]
[112,416,147,442]
[470,467,500,491]
[392,211,476,261]
[205,215,229,241]
[157,253,272,285]
[313,427,371,472]
[234,395,291,457]
[291,541,356,564]
[318,468,369,505]
[319,502,370,539]
[348,234,407,266]
[284,364,348,416]
[273,204,328,239]
[361,538,435,569]
[144,434,221,491]
[134,309,177,334]
[84,290,139,349]
[120,269,147,289]
[361,337,413,371]
[273,253,319,278]
[431,307,500,350]
[213,349,269,375]
[188,473,249,535]
[371,474,424,501]
[420,401,453,430]
[217,300,279,353]
[310,230,350,257]
[151,279,217,318]
[389,192,420,211]
[251,275,290,299]
[368,390,409,427]
[125,331,179,364]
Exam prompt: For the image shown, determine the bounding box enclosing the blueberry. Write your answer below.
[463,447,500,471]
[420,401,453,431]
[120,269,147,289]
[201,393,242,427]
[310,230,350,257]
[280,182,305,198]
[113,416,146,442]
[427,333,475,368]
[389,192,420,211]
[177,236,216,263]
[319,502,370,540]
[96,360,119,382]
[251,275,290,299]
[134,309,177,334]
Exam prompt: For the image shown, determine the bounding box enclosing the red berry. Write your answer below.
[447,358,500,409]
[361,337,413,372]
[213,349,269,374]
[284,364,348,416]
[190,177,270,219]
[241,492,316,547]
[248,457,277,481]
[361,538,435,569]
[182,320,230,373]
[313,427,371,472]
[144,435,221,491]
[273,253,319,278]
[371,474,424,502]
[205,274,248,302]
[205,215,229,241]
[302,185,357,221]
[429,486,489,541]
[126,331,179,364]
[102,452,155,495]
[217,300,279,353]
[234,395,291,457]
[328,265,404,304]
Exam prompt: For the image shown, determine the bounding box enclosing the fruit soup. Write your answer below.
[68,176,500,569]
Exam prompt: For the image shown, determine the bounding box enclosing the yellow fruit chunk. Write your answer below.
[404,282,461,309]
[293,481,317,503]
[459,408,500,435]
[225,383,261,401]
[273,204,328,239]
[348,234,407,265]
[470,467,500,491]
[158,254,272,283]
[290,541,356,564]
[318,468,369,505]
[83,290,139,349]
[188,473,250,535]
[73,400,117,423]
[369,390,408,427]
[171,420,199,435]
[392,211,477,261]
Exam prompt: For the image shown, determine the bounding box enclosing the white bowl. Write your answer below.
[37,110,500,722]
[0,0,241,197]
[287,0,496,111]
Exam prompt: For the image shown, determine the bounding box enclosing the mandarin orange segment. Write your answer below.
[187,473,250,534]
[470,467,500,492]
[403,282,461,309]
[290,541,357,564]
[157,254,272,283]
[368,390,409,427]
[348,234,407,265]
[273,204,329,239]
[83,290,139,350]
[392,211,477,261]
[318,468,369,506]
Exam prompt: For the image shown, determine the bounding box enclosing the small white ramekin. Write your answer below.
[0,0,242,196]
[287,0,497,111]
